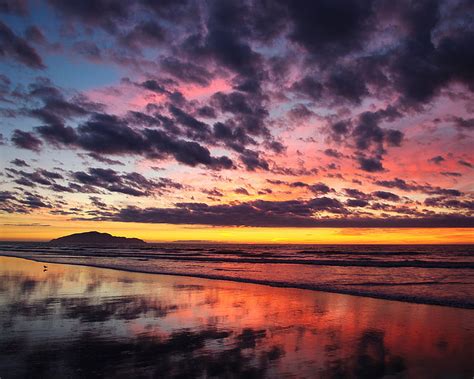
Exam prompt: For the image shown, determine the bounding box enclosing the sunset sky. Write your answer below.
[0,0,473,243]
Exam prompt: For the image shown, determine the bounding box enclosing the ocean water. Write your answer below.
[1,243,473,308]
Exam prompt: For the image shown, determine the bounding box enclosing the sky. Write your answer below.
[0,0,473,243]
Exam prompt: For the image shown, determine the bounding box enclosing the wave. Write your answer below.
[2,249,472,269]
[2,253,473,309]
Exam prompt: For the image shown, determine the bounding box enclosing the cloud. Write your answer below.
[458,160,473,168]
[372,191,400,202]
[450,116,474,130]
[34,111,235,170]
[356,156,384,172]
[10,159,29,167]
[428,155,445,165]
[71,167,184,197]
[324,149,343,158]
[120,20,166,50]
[285,0,375,62]
[240,150,269,171]
[160,57,214,86]
[11,130,43,151]
[47,0,131,32]
[0,0,28,15]
[441,171,462,177]
[89,199,474,228]
[425,197,474,212]
[346,199,369,207]
[234,187,250,196]
[82,152,125,166]
[0,21,44,68]
[24,25,47,44]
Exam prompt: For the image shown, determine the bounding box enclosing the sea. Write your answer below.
[1,243,473,308]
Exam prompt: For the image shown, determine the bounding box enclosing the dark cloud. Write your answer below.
[7,167,63,188]
[11,130,43,151]
[326,108,403,173]
[291,76,323,101]
[240,150,269,171]
[235,187,250,196]
[374,177,464,197]
[384,129,403,147]
[183,1,263,78]
[285,0,375,63]
[425,197,474,212]
[0,0,28,15]
[0,21,45,68]
[344,188,370,200]
[10,159,29,167]
[73,41,102,60]
[346,199,369,207]
[24,25,46,44]
[89,195,108,209]
[308,183,332,195]
[27,80,103,146]
[357,156,384,172]
[48,0,131,32]
[374,178,414,191]
[160,57,214,86]
[83,152,125,166]
[202,188,223,197]
[330,120,351,137]
[19,193,51,209]
[289,181,308,188]
[326,66,369,104]
[458,160,473,168]
[139,79,167,94]
[213,121,255,152]
[196,105,217,119]
[353,110,404,151]
[391,28,474,108]
[169,105,211,140]
[429,155,445,165]
[72,168,183,197]
[120,20,166,50]
[287,104,315,120]
[450,116,474,130]
[372,191,400,202]
[140,0,199,22]
[91,200,474,228]
[324,149,343,158]
[33,112,235,170]
[441,171,462,177]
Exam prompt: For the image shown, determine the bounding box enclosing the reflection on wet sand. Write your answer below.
[0,256,473,378]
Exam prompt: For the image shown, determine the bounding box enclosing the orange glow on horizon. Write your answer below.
[0,214,472,244]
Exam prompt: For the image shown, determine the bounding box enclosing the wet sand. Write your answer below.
[0,256,473,378]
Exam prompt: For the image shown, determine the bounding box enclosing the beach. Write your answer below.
[1,255,473,378]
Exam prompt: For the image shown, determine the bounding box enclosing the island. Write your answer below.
[49,231,146,245]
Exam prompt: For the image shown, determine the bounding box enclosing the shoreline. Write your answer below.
[2,253,473,310]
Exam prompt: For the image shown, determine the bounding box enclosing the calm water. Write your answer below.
[0,256,473,378]
[1,243,474,307]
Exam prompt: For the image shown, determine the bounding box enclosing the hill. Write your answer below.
[49,231,146,244]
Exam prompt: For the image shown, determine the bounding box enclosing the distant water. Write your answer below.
[1,243,473,308]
